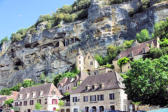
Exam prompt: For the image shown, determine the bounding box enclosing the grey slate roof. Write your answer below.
[71,71,125,94]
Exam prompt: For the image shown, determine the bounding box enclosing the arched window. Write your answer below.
[99,106,104,112]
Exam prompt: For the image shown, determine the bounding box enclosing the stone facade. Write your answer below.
[14,83,62,112]
[76,49,99,72]
[70,89,128,112]
[70,72,129,112]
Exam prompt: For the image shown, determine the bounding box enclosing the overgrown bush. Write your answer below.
[136,29,150,43]
[154,18,168,39]
[0,37,9,44]
[117,57,130,68]
[11,28,27,42]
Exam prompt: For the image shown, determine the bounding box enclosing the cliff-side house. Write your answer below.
[113,38,160,73]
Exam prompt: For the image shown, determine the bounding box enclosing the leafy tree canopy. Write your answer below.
[123,55,168,106]
[0,36,9,44]
[136,29,150,43]
[35,103,42,110]
[117,57,130,67]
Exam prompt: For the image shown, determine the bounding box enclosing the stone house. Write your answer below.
[14,83,62,112]
[0,91,19,107]
[58,49,100,95]
[76,49,99,72]
[113,38,160,73]
[70,71,129,112]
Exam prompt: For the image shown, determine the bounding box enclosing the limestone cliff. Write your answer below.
[0,0,168,89]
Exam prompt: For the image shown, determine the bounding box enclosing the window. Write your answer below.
[79,61,81,64]
[97,95,104,101]
[45,98,47,104]
[83,96,88,102]
[73,108,78,112]
[20,102,22,106]
[33,92,36,98]
[37,99,41,104]
[85,107,89,112]
[72,97,78,102]
[27,93,30,99]
[109,93,115,100]
[19,94,23,99]
[53,107,56,111]
[110,105,115,110]
[52,99,58,104]
[40,91,43,96]
[24,101,27,106]
[92,85,95,90]
[15,102,18,106]
[90,61,93,65]
[30,100,34,105]
[90,95,96,102]
[88,56,90,59]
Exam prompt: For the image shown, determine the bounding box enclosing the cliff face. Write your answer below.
[0,0,168,89]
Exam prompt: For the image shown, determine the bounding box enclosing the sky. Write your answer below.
[0,0,75,40]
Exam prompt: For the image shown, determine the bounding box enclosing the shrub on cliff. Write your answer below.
[0,36,9,45]
[136,29,150,43]
[11,28,27,42]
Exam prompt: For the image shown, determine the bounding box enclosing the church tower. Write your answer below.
[76,48,84,71]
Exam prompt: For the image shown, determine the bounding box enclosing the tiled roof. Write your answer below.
[71,71,125,94]
[118,38,159,59]
[17,83,61,100]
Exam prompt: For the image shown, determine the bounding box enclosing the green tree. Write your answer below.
[58,100,65,107]
[148,48,163,59]
[35,103,42,110]
[160,38,168,47]
[4,99,14,107]
[136,29,150,43]
[94,54,105,65]
[0,88,11,95]
[123,55,168,106]
[154,18,168,39]
[107,45,120,63]
[22,80,34,88]
[123,40,134,49]
[37,14,52,23]
[0,36,9,44]
[117,57,130,68]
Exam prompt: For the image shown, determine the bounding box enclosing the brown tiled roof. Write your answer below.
[118,38,158,59]
[71,71,125,94]
[18,83,61,100]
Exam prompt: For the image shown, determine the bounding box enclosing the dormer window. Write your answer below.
[40,91,43,96]
[20,94,23,99]
[92,85,95,90]
[27,93,30,99]
[33,92,36,98]
[86,85,91,91]
[100,83,104,89]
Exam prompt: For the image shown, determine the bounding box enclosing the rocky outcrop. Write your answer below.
[0,0,167,89]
